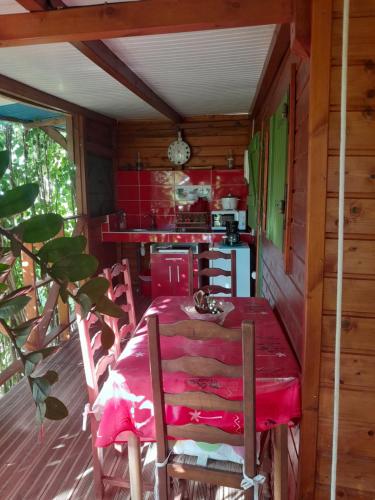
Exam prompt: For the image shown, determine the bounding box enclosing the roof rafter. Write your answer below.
[15,0,183,123]
[2,0,293,46]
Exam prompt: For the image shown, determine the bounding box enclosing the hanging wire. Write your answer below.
[330,0,350,498]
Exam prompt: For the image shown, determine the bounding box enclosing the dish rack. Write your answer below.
[175,212,210,232]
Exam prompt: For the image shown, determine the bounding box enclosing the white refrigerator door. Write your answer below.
[209,244,251,297]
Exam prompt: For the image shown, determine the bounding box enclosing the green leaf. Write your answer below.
[0,295,30,319]
[0,150,9,179]
[95,295,125,318]
[101,321,115,350]
[13,316,42,349]
[0,263,10,274]
[33,346,59,359]
[31,376,51,403]
[38,235,87,263]
[0,183,39,218]
[25,352,43,376]
[44,370,58,385]
[45,396,68,420]
[78,277,109,303]
[36,401,46,423]
[77,292,92,318]
[51,254,98,282]
[16,214,63,243]
[0,283,8,293]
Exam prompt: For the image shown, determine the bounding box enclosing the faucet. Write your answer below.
[143,211,156,230]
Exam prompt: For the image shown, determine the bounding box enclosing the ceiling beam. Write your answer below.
[249,24,291,118]
[1,0,293,47]
[15,1,182,122]
[16,0,49,10]
[72,40,182,122]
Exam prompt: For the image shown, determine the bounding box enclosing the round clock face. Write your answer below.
[168,138,191,166]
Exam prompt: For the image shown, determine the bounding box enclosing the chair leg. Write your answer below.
[92,445,104,500]
[156,466,169,500]
[273,424,288,500]
[128,432,143,500]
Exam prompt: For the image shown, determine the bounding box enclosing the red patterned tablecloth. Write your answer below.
[94,296,301,447]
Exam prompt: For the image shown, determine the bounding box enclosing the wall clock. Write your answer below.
[167,130,191,166]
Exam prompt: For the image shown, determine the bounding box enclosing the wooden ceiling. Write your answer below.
[0,1,302,121]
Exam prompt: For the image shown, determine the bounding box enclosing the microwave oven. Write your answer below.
[211,210,246,231]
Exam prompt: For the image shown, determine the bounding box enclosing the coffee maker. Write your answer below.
[224,220,240,246]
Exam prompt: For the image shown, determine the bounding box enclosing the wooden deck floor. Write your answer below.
[0,295,253,500]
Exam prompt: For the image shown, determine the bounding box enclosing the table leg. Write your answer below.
[128,432,142,500]
[273,424,288,500]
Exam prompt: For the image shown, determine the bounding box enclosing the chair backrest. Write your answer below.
[103,258,136,340]
[148,316,256,481]
[76,308,121,407]
[189,249,237,297]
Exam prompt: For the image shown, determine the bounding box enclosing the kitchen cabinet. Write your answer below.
[151,253,190,298]
[150,243,200,298]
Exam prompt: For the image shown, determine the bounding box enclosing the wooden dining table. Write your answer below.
[94,296,301,499]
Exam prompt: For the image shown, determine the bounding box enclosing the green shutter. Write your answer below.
[266,92,289,250]
[247,131,260,229]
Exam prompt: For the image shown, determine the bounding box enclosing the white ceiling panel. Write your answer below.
[0,1,26,14]
[0,43,162,119]
[105,26,275,116]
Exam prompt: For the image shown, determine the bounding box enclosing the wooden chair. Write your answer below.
[102,258,136,340]
[188,249,237,296]
[76,307,130,499]
[147,316,264,500]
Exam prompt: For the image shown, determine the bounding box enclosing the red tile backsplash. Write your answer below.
[116,168,248,228]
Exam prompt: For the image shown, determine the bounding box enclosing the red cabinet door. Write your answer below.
[151,253,190,298]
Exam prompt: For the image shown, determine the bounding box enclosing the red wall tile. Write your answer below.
[115,168,247,228]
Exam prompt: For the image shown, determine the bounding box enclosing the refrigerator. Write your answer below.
[209,242,251,297]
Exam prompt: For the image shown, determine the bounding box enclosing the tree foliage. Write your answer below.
[0,127,122,424]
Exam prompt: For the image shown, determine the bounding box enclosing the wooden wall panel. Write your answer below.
[320,351,375,390]
[323,277,375,315]
[324,238,375,275]
[326,198,375,235]
[117,116,250,170]
[317,418,375,460]
[322,314,375,355]
[314,4,375,498]
[327,156,375,195]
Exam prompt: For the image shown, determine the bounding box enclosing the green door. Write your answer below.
[247,131,260,230]
[266,92,289,250]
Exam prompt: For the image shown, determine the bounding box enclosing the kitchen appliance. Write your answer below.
[221,194,239,210]
[224,220,240,246]
[209,242,251,297]
[211,210,246,231]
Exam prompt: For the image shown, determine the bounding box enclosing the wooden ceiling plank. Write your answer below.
[0,73,114,124]
[16,1,182,122]
[0,0,293,47]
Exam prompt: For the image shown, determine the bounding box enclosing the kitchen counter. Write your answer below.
[102,228,255,245]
